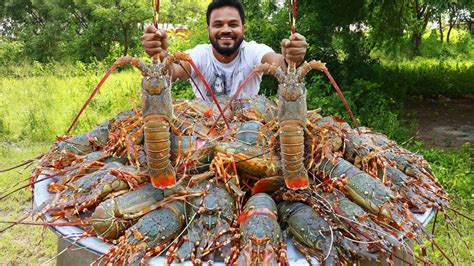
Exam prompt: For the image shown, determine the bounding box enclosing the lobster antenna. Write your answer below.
[177,61,206,101]
[321,68,360,130]
[0,213,29,235]
[208,71,258,133]
[66,64,119,134]
[0,155,40,173]
[288,0,297,34]
[152,0,160,29]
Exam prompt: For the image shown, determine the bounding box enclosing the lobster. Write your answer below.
[54,122,109,158]
[105,109,145,167]
[231,193,288,266]
[94,171,236,264]
[138,54,178,189]
[253,175,405,263]
[230,95,278,123]
[277,190,407,265]
[166,176,239,264]
[94,200,186,265]
[235,120,266,146]
[66,52,218,189]
[277,201,339,265]
[308,119,451,215]
[214,141,281,179]
[91,183,166,240]
[315,156,411,229]
[252,60,327,190]
[346,128,448,207]
[91,171,217,242]
[37,162,146,218]
[29,121,111,188]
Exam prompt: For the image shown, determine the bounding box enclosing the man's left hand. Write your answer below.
[281,33,308,66]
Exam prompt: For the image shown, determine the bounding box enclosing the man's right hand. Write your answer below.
[141,25,169,58]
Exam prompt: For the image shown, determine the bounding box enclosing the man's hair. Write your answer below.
[206,0,245,25]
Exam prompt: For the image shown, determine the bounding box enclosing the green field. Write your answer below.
[0,70,141,263]
[0,71,472,264]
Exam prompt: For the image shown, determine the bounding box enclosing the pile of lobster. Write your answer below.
[29,52,461,265]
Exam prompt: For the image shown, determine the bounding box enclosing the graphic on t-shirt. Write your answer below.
[189,41,274,100]
[209,73,229,97]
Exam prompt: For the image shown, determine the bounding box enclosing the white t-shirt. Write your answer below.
[187,40,274,101]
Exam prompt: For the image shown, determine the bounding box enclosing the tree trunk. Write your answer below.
[447,23,454,43]
[438,14,444,42]
[446,5,458,43]
[122,23,129,56]
[412,32,422,55]
[411,0,433,56]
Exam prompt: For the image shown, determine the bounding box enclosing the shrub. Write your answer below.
[306,77,411,141]
[374,60,474,99]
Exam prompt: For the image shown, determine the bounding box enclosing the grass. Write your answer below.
[0,142,56,264]
[0,69,142,264]
[0,68,472,264]
[412,143,474,264]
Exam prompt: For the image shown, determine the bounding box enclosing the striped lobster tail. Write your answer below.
[279,120,308,189]
[144,114,175,188]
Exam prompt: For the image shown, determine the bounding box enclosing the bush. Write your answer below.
[374,60,474,99]
[0,39,24,65]
[306,77,411,141]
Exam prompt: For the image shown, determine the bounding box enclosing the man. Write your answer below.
[141,0,308,101]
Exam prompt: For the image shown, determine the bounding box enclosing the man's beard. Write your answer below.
[210,36,244,57]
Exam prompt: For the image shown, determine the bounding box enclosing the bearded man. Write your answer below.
[141,0,308,101]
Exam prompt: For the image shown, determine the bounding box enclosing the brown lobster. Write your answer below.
[252,61,327,190]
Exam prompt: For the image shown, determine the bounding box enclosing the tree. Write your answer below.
[0,0,209,62]
[85,0,148,57]
[159,0,209,26]
[410,0,436,55]
[433,1,450,42]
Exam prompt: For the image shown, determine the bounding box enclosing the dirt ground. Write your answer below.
[403,96,474,149]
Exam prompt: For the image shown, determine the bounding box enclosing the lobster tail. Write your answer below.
[150,166,175,188]
[280,122,309,189]
[144,115,176,188]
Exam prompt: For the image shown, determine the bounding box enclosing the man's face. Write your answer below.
[208,6,245,57]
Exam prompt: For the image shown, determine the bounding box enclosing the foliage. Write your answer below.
[168,16,209,53]
[159,0,209,26]
[374,58,474,99]
[0,0,209,63]
[409,142,473,264]
[0,38,23,64]
[306,77,412,142]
